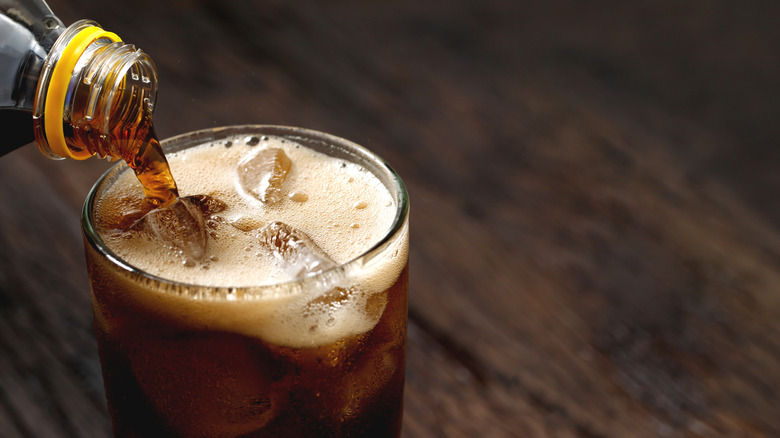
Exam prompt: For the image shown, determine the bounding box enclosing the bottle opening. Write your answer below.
[32,20,159,163]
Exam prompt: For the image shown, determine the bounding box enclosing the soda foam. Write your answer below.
[94,135,408,347]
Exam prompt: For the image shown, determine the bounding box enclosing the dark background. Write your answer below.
[1,0,779,436]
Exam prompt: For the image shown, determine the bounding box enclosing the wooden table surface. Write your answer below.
[1,1,779,436]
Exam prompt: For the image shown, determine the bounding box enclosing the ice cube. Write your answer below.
[256,221,335,278]
[141,197,208,263]
[237,148,292,204]
[303,286,356,333]
[101,195,155,237]
[304,287,354,318]
[186,194,228,216]
[338,349,397,419]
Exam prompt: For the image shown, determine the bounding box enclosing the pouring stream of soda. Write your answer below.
[122,118,179,207]
[118,117,211,263]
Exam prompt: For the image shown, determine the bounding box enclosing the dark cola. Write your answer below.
[85,128,410,437]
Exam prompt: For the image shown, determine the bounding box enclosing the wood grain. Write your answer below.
[1,0,778,436]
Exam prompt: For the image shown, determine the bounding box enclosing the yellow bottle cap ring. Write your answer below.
[45,26,121,160]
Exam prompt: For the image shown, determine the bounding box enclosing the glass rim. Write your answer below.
[81,124,409,299]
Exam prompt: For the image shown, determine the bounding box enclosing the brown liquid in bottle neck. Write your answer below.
[67,93,178,207]
[34,21,179,207]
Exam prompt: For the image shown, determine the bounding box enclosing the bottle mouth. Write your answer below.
[80,41,158,161]
[32,20,121,160]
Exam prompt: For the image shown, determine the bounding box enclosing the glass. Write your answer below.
[81,125,410,437]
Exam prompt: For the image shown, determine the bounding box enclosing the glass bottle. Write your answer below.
[0,0,158,163]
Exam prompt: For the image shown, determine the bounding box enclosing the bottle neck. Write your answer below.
[32,20,158,161]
